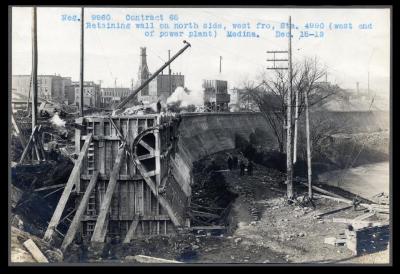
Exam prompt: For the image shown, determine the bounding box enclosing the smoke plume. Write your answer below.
[167,87,204,107]
[50,113,66,127]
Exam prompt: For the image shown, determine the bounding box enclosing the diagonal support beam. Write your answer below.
[19,126,39,163]
[139,140,154,154]
[43,133,93,242]
[61,171,99,252]
[123,218,139,243]
[133,158,181,227]
[91,147,125,242]
[137,153,155,161]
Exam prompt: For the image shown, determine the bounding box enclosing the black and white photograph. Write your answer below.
[9,5,391,265]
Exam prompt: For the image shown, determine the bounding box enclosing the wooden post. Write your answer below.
[293,76,299,164]
[61,171,99,251]
[168,50,172,95]
[305,90,312,199]
[286,15,294,200]
[91,147,125,242]
[80,7,84,117]
[43,134,93,242]
[31,7,38,130]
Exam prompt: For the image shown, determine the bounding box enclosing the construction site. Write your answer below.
[10,7,391,265]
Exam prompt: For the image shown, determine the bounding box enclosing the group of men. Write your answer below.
[227,154,253,176]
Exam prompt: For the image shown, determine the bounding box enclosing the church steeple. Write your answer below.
[138,47,150,95]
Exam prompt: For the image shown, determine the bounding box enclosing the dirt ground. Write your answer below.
[10,148,390,265]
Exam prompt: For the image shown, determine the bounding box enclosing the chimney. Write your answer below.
[356,82,359,96]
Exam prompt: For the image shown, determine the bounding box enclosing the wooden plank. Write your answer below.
[353,212,375,221]
[23,239,49,263]
[91,147,125,242]
[11,113,27,148]
[189,226,226,230]
[137,153,155,161]
[123,219,139,243]
[19,126,39,163]
[300,183,343,199]
[331,218,384,227]
[34,183,66,192]
[129,255,182,264]
[139,140,154,153]
[61,171,99,252]
[190,210,220,219]
[43,134,93,242]
[315,205,353,218]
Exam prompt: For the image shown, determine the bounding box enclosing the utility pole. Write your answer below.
[80,7,84,117]
[219,56,222,74]
[168,50,172,95]
[305,86,312,199]
[287,15,294,200]
[31,7,38,130]
[266,20,292,200]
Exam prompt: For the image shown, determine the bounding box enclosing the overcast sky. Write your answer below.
[11,7,390,96]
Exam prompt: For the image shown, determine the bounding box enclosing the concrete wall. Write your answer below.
[171,111,390,200]
[171,112,272,198]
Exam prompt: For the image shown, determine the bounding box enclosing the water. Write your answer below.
[317,161,389,200]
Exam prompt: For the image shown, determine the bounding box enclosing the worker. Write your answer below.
[239,160,245,176]
[247,161,253,176]
[157,100,162,113]
[227,154,233,170]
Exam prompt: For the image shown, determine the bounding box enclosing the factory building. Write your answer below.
[202,80,230,112]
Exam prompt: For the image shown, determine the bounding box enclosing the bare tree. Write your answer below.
[242,57,336,154]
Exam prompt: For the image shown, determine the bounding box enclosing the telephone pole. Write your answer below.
[305,88,312,199]
[31,7,38,130]
[266,17,293,200]
[80,7,84,117]
[219,56,222,74]
[168,50,172,95]
[287,15,294,200]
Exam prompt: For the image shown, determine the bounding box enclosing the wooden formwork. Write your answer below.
[69,114,188,242]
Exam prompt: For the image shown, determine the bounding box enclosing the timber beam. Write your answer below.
[61,171,99,251]
[91,148,125,242]
[43,133,93,242]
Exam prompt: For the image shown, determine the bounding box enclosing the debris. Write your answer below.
[324,237,346,246]
[126,255,182,263]
[234,238,242,244]
[22,239,49,263]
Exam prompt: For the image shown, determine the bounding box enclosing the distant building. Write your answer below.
[202,80,230,112]
[136,47,185,104]
[71,81,101,108]
[12,74,71,103]
[100,87,132,107]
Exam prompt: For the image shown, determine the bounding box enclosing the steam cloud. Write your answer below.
[50,113,66,127]
[167,87,204,107]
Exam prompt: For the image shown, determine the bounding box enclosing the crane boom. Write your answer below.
[114,40,191,112]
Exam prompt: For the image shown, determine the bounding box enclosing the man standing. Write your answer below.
[239,160,245,176]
